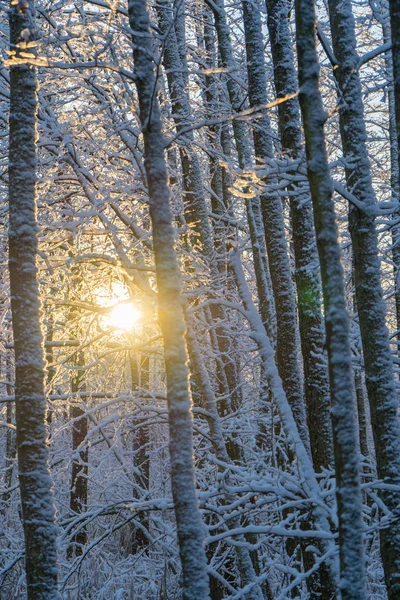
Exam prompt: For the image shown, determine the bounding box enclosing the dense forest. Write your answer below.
[1,0,400,598]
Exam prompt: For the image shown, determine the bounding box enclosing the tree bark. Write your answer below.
[206,0,276,348]
[265,0,333,471]
[8,1,59,597]
[128,2,210,598]
[295,0,366,597]
[156,0,213,258]
[328,1,400,596]
[69,351,88,555]
[241,0,310,451]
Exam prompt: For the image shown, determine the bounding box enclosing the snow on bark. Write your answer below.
[265,0,333,471]
[8,1,60,598]
[378,0,400,368]
[241,0,310,452]
[199,12,245,415]
[128,2,210,598]
[329,0,400,596]
[206,0,276,347]
[295,0,366,597]
[156,0,214,260]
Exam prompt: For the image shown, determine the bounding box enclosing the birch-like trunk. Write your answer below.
[328,2,400,596]
[8,1,59,597]
[128,2,210,598]
[265,0,333,471]
[295,0,366,597]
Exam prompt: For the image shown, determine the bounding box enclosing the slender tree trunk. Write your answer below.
[173,0,188,87]
[265,0,333,470]
[354,368,369,460]
[206,0,276,347]
[231,251,336,577]
[295,0,366,597]
[1,358,15,512]
[128,3,210,598]
[241,0,310,451]
[192,4,245,417]
[380,1,400,363]
[156,0,213,257]
[69,351,88,555]
[8,1,59,597]
[46,317,55,425]
[131,353,150,553]
[328,2,400,596]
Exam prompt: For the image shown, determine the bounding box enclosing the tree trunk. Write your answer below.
[295,0,366,597]
[69,351,88,555]
[8,1,59,597]
[265,0,333,471]
[206,0,276,347]
[156,0,213,258]
[130,351,150,554]
[185,321,266,600]
[128,2,210,598]
[328,1,400,596]
[241,0,310,451]
[379,0,400,366]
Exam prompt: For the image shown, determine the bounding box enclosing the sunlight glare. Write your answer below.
[107,303,142,331]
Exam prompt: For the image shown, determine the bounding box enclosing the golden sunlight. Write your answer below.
[106,302,142,332]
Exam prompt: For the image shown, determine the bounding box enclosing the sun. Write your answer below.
[106,303,142,332]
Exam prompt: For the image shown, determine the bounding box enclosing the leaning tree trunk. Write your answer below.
[295,0,366,597]
[328,1,400,596]
[8,1,59,598]
[185,322,266,600]
[128,2,210,598]
[265,0,333,471]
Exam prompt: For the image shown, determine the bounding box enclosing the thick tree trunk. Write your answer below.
[328,1,400,596]
[8,2,59,597]
[295,0,366,597]
[265,0,333,471]
[128,2,210,598]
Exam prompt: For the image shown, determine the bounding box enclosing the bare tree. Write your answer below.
[295,0,366,596]
[265,0,333,471]
[8,1,59,597]
[328,0,400,595]
[128,2,210,598]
